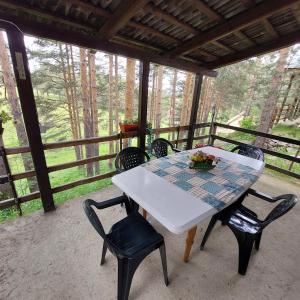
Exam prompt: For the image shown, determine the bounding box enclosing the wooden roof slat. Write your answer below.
[166,0,299,57]
[0,11,216,76]
[0,0,92,31]
[98,0,149,40]
[207,29,300,68]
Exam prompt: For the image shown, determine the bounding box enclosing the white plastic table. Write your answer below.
[112,146,264,262]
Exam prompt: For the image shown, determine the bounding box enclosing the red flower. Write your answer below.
[195,143,205,148]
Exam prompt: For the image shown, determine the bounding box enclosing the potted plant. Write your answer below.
[189,150,218,170]
[119,118,138,132]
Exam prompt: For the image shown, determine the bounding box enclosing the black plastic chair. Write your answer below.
[115,147,150,213]
[150,138,181,158]
[231,144,264,161]
[200,194,297,275]
[115,147,150,173]
[83,196,169,300]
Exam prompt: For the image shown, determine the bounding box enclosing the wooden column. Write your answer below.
[4,23,55,212]
[186,74,203,149]
[137,60,150,152]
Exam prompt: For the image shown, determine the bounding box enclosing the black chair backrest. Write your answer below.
[151,138,174,158]
[115,147,150,173]
[263,194,297,227]
[231,145,264,161]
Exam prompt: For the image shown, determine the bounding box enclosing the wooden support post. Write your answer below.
[4,22,55,212]
[208,105,217,146]
[187,74,203,149]
[137,60,150,152]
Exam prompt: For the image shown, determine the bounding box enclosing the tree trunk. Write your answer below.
[88,50,100,173]
[169,69,177,140]
[124,58,136,147]
[108,54,114,168]
[0,32,38,192]
[64,44,82,162]
[244,74,256,118]
[70,46,83,142]
[149,65,157,126]
[80,48,93,176]
[155,65,163,130]
[179,72,193,136]
[255,48,289,148]
[276,73,295,123]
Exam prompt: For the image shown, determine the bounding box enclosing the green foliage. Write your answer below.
[0,110,11,123]
[240,117,256,130]
[122,118,138,124]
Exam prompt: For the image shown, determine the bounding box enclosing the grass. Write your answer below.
[1,118,299,223]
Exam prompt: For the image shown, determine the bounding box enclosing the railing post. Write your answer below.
[137,60,150,152]
[187,73,203,149]
[0,118,22,215]
[4,23,55,212]
[208,105,217,145]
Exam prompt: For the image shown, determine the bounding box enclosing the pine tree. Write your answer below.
[255,48,289,147]
[80,48,93,176]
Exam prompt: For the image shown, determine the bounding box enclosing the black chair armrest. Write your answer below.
[173,148,181,153]
[87,195,128,210]
[248,188,278,203]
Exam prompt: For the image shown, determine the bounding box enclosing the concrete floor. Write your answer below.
[0,173,299,300]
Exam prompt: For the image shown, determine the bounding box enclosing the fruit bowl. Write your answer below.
[188,151,218,170]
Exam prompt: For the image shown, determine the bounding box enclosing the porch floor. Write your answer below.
[1,174,299,300]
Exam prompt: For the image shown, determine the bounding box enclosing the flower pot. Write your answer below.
[119,123,138,133]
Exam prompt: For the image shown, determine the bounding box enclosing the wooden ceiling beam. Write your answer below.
[166,0,299,57]
[239,0,255,7]
[292,3,300,24]
[98,0,149,40]
[207,29,300,69]
[127,21,179,45]
[211,40,235,53]
[69,0,110,17]
[0,0,92,31]
[144,3,198,34]
[234,31,256,46]
[262,19,279,38]
[192,0,223,21]
[0,12,216,76]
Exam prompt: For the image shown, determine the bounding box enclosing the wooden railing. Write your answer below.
[0,124,210,210]
[212,123,300,179]
[1,121,299,212]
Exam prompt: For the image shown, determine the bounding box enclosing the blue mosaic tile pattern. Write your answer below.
[142,150,260,211]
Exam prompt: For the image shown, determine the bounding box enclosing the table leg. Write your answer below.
[142,208,147,219]
[183,226,197,263]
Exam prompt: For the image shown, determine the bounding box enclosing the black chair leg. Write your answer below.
[233,232,254,276]
[159,243,169,286]
[117,258,142,300]
[255,232,262,251]
[100,241,108,265]
[200,215,218,250]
